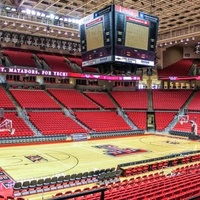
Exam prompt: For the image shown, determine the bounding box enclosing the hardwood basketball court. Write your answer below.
[1,134,199,182]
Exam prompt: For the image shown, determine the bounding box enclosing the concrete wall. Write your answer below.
[163,46,183,68]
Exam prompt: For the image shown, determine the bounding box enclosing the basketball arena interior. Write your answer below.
[0,0,200,200]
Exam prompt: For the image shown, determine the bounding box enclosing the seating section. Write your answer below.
[187,91,200,111]
[0,112,33,138]
[37,53,72,72]
[104,168,200,200]
[155,112,176,131]
[152,90,192,110]
[10,89,60,109]
[173,113,200,135]
[47,89,99,109]
[158,59,194,77]
[75,111,131,132]
[111,90,148,110]
[84,92,116,109]
[28,112,86,135]
[13,168,118,198]
[3,49,36,67]
[0,87,15,109]
[67,57,98,73]
[126,112,147,130]
[47,164,200,200]
[67,57,82,67]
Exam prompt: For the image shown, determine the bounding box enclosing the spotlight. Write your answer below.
[36,12,41,16]
[26,9,31,14]
[31,10,36,15]
[5,7,11,11]
[50,14,55,19]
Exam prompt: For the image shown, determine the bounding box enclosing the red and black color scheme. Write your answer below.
[93,144,148,156]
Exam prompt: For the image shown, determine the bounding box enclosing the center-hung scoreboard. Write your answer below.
[80,4,159,68]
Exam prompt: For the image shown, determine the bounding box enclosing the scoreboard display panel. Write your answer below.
[86,21,104,51]
[125,21,149,50]
[80,6,113,67]
[114,5,159,67]
[80,5,159,68]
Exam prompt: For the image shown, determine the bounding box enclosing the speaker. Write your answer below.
[116,13,125,45]
[80,24,86,52]
[104,13,110,32]
[103,13,111,46]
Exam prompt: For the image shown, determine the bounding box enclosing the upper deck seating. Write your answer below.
[158,59,194,77]
[37,53,72,72]
[67,57,82,67]
[3,49,36,67]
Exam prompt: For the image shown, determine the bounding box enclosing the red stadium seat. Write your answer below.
[111,90,148,110]
[37,53,72,72]
[3,49,37,68]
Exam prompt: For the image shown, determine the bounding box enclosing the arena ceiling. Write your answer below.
[0,0,200,46]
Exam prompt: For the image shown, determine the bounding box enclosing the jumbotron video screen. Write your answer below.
[80,5,113,67]
[80,5,159,68]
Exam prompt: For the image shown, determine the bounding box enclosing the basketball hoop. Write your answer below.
[178,115,189,125]
[178,114,198,135]
[0,108,15,135]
